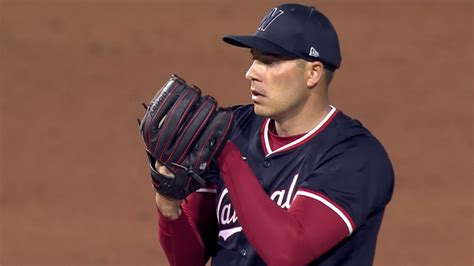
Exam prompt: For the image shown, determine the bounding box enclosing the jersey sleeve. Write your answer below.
[298,134,394,232]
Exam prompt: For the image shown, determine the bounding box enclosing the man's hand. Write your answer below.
[138,74,233,199]
[155,162,182,220]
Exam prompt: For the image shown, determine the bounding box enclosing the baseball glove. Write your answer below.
[138,74,233,199]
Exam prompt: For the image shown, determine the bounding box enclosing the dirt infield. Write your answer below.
[1,1,472,265]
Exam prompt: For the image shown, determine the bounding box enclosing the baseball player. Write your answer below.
[151,3,394,266]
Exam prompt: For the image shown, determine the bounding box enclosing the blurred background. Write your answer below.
[0,0,472,265]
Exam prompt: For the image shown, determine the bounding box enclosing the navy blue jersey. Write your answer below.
[212,104,394,266]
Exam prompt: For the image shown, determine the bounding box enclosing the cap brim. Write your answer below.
[223,35,298,58]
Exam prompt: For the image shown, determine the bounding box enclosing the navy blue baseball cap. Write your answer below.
[223,3,341,71]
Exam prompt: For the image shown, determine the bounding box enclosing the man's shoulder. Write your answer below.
[322,110,392,166]
[307,110,390,161]
[331,111,368,136]
[327,110,380,145]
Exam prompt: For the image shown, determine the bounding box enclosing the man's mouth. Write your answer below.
[251,89,265,102]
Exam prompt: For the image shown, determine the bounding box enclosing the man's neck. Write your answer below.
[273,104,332,137]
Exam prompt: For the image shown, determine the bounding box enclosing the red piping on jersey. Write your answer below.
[260,107,339,156]
[296,188,356,235]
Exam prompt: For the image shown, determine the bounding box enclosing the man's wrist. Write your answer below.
[158,206,182,220]
[155,193,183,220]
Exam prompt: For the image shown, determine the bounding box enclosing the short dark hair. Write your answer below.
[324,69,335,85]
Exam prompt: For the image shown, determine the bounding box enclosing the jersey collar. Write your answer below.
[261,105,338,157]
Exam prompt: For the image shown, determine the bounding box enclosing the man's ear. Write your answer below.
[306,61,324,88]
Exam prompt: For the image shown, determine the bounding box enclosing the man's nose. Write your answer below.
[245,60,260,81]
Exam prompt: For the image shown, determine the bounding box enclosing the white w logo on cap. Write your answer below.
[257,8,284,31]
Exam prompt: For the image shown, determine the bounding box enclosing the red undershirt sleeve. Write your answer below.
[217,141,350,265]
[157,192,217,266]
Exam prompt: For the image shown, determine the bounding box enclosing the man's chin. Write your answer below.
[253,105,272,118]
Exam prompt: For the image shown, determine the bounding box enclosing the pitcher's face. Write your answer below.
[245,50,311,121]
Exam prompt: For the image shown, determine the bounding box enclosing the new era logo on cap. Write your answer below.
[309,47,319,58]
[257,8,284,31]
